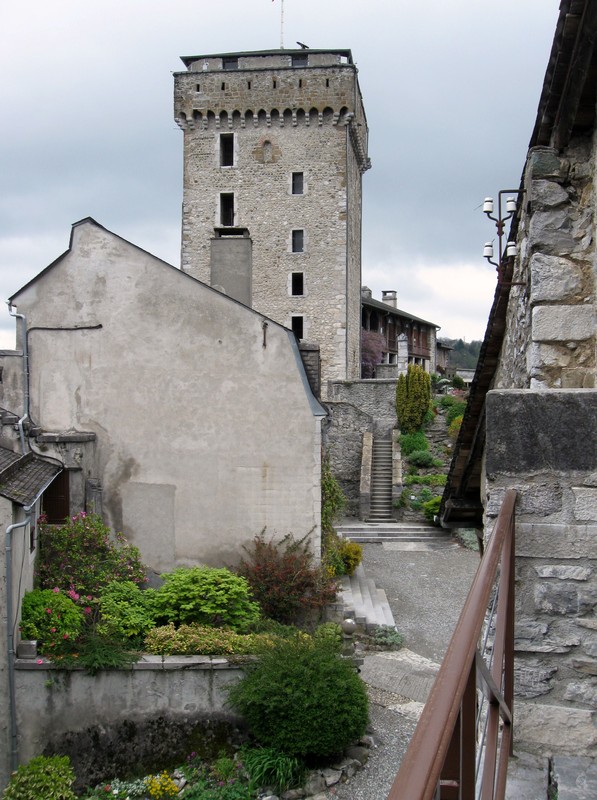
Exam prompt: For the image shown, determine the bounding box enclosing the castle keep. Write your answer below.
[174,49,371,390]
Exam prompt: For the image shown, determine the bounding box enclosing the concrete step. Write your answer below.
[552,755,597,800]
[341,564,396,631]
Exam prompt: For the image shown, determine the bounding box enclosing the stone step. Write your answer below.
[341,564,396,631]
[552,755,597,800]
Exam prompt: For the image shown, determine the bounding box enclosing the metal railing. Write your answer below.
[387,488,517,800]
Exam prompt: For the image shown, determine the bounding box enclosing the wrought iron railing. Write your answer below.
[387,488,517,800]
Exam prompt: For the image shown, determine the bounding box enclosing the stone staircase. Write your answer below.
[340,563,396,632]
[337,520,452,545]
[368,436,393,521]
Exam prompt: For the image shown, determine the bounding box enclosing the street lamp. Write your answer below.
[482,189,522,283]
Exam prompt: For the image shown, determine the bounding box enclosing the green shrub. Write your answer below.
[97,581,156,643]
[339,539,362,575]
[237,533,337,625]
[403,473,447,487]
[446,401,467,426]
[67,630,138,674]
[312,621,343,652]
[227,638,368,759]
[144,623,273,656]
[321,455,346,535]
[423,496,442,522]
[240,746,305,794]
[399,430,428,456]
[406,450,442,469]
[323,533,362,577]
[2,755,77,800]
[36,512,146,595]
[396,365,432,433]
[371,625,404,650]
[20,589,84,655]
[153,567,260,632]
[452,375,466,390]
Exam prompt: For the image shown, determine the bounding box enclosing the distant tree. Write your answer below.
[439,337,482,370]
[361,329,386,378]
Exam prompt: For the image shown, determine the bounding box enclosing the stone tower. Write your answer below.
[174,49,370,390]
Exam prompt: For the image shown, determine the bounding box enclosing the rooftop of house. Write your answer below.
[0,449,62,508]
[361,288,439,330]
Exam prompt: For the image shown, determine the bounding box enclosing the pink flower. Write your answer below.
[36,659,43,665]
[50,627,56,633]
[52,587,60,594]
[45,608,52,614]
[84,607,91,615]
[63,633,69,640]
[67,589,79,601]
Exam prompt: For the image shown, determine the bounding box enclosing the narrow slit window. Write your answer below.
[292,229,304,253]
[220,133,234,166]
[291,272,304,295]
[273,79,277,88]
[196,83,201,92]
[247,80,251,89]
[220,193,234,226]
[221,81,226,91]
[298,78,303,88]
[292,172,304,195]
[291,316,304,339]
[326,78,330,87]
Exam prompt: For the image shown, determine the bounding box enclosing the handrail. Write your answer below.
[387,488,517,800]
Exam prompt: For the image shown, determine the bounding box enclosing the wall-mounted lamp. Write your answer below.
[482,189,522,283]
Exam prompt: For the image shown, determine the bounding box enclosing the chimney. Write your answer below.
[361,286,372,300]
[382,290,397,308]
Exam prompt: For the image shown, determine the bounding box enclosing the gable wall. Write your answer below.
[2,222,322,575]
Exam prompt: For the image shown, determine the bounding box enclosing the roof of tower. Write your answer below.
[179,49,354,69]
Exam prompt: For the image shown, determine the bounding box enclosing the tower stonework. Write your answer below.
[174,49,370,390]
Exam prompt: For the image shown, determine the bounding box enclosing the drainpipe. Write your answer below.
[7,305,29,455]
[5,515,30,773]
[5,471,61,774]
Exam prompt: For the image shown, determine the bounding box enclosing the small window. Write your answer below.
[220,193,234,226]
[291,272,304,295]
[291,316,304,339]
[292,172,304,195]
[223,57,239,70]
[247,80,251,90]
[292,54,308,68]
[220,133,234,166]
[298,79,303,88]
[325,78,330,88]
[273,79,277,88]
[292,229,304,253]
[221,81,226,91]
[196,83,201,92]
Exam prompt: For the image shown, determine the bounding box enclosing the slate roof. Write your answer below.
[0,449,62,507]
[361,296,439,329]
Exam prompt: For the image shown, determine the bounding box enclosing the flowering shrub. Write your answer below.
[237,533,337,625]
[152,567,260,631]
[144,771,179,799]
[144,623,273,656]
[36,512,146,595]
[20,589,84,654]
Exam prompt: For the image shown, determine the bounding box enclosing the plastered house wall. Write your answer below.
[1,219,324,575]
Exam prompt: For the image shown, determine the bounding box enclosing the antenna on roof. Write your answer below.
[273,0,285,49]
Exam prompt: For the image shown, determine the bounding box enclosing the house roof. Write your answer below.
[441,0,597,528]
[0,449,62,507]
[361,296,439,329]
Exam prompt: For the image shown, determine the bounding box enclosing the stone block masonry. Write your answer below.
[485,389,597,756]
[174,50,370,392]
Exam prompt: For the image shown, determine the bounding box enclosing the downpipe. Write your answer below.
[7,305,30,455]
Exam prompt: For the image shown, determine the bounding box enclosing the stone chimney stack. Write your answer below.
[361,286,373,300]
[382,290,397,308]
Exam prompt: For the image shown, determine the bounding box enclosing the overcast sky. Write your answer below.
[0,0,560,347]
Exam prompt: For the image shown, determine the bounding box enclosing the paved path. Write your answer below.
[330,537,479,798]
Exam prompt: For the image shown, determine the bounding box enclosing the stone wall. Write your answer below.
[326,380,397,429]
[485,389,597,755]
[495,141,596,390]
[323,401,374,516]
[12,658,243,790]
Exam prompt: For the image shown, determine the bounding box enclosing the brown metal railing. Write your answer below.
[387,488,516,800]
